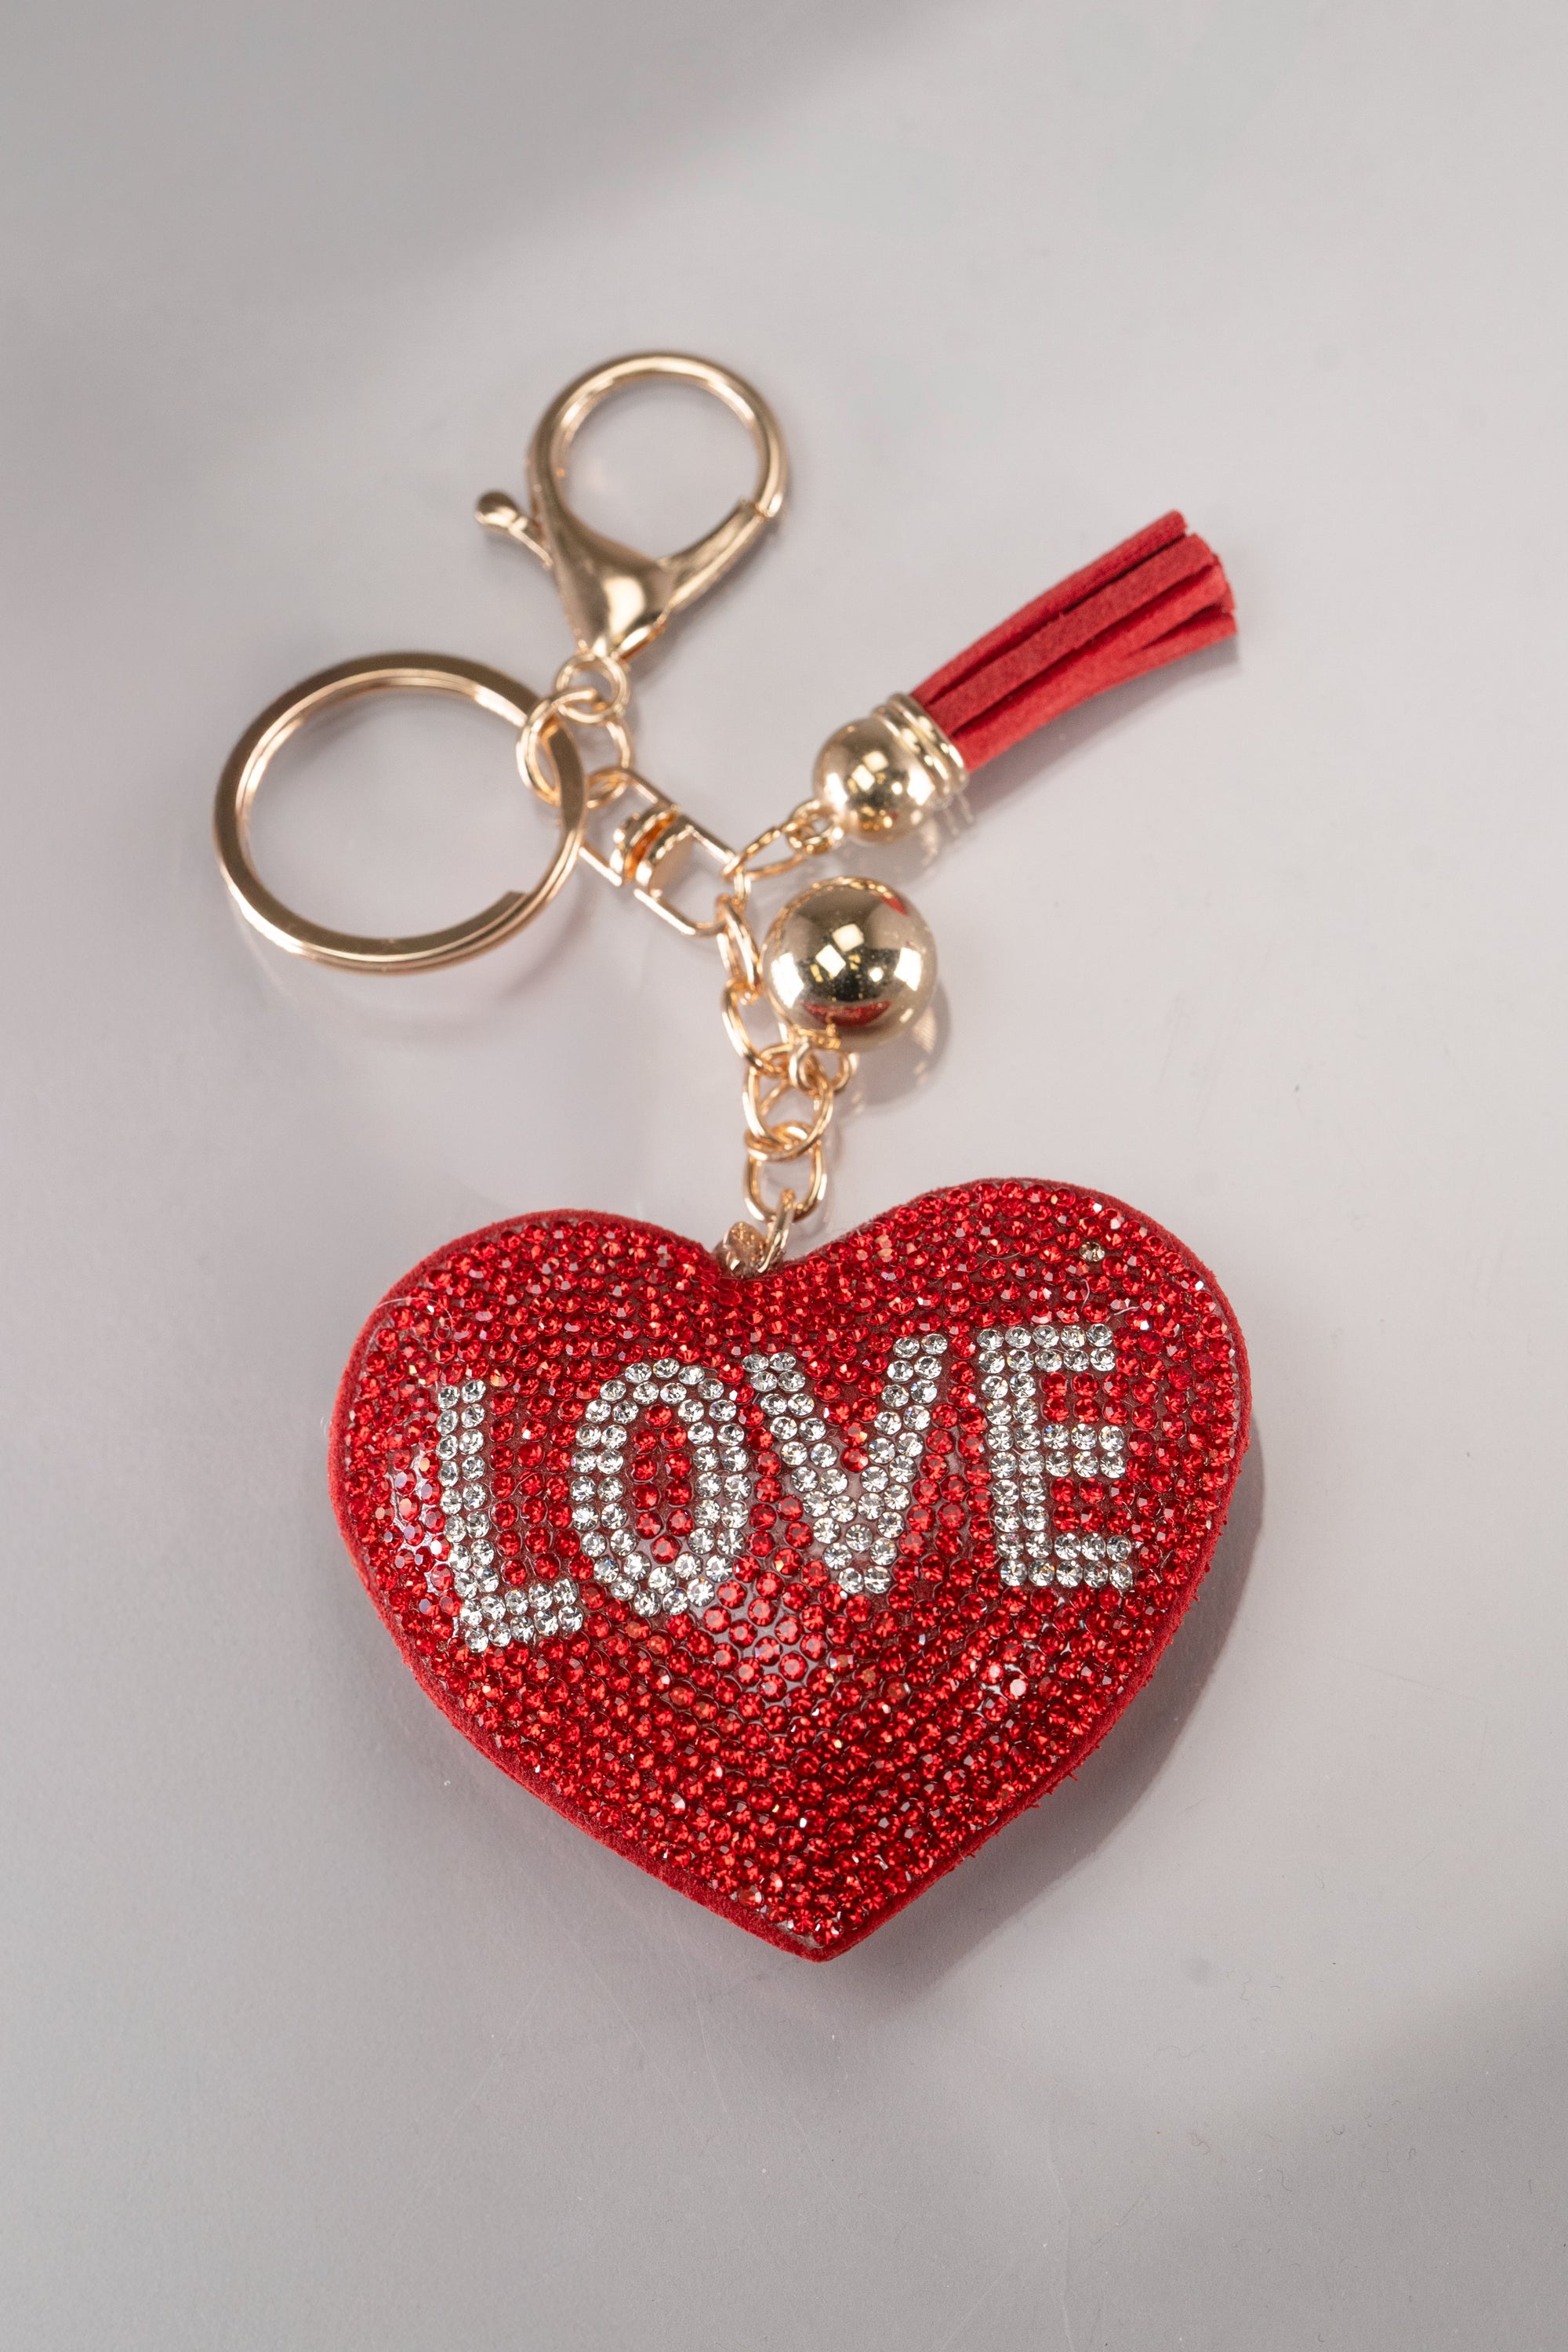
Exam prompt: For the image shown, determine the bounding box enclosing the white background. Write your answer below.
[4,3,1566,2343]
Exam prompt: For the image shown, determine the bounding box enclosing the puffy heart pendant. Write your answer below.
[332,1180,1249,1957]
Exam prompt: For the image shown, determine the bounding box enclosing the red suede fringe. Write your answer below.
[912,513,1235,771]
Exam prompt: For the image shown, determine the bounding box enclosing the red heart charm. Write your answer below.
[332,1179,1249,1957]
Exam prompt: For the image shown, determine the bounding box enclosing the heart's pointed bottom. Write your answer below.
[332,1179,1250,1956]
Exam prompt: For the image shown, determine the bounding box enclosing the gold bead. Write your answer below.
[813,693,967,838]
[762,875,937,1048]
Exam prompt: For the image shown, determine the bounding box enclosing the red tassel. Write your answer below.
[912,513,1235,771]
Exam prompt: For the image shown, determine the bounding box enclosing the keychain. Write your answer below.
[215,353,1249,1958]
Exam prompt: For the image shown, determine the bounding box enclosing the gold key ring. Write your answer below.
[212,653,587,973]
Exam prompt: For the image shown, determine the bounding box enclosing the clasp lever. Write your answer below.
[476,351,787,662]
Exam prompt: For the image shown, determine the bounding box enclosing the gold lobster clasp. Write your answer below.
[213,354,786,974]
[475,351,788,662]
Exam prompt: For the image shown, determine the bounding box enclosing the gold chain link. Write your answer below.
[516,652,637,811]
[711,800,853,1269]
[514,656,854,1271]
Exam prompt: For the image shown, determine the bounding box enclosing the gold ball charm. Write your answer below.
[762,875,937,1047]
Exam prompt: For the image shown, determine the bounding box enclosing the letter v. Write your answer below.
[743,1334,949,1595]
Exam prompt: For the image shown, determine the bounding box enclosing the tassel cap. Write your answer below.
[813,692,968,837]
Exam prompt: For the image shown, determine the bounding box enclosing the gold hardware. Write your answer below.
[813,692,967,837]
[716,1195,796,1277]
[212,654,587,973]
[515,652,635,811]
[212,354,971,1269]
[760,874,937,1047]
[703,804,857,1264]
[579,771,738,938]
[475,350,786,663]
